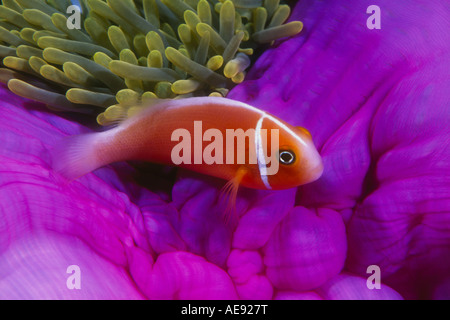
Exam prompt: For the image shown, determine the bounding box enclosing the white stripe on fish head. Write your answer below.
[255,115,272,190]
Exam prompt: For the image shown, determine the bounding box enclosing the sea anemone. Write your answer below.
[0,0,302,125]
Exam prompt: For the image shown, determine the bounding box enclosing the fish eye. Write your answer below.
[279,150,295,165]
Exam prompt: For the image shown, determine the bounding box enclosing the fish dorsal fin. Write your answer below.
[297,126,312,138]
[101,98,169,127]
[219,166,248,225]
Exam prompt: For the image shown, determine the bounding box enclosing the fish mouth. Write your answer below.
[302,151,324,184]
[309,158,324,183]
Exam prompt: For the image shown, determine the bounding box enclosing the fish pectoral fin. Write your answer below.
[219,166,248,225]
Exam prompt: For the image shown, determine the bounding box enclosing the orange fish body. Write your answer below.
[54,97,323,219]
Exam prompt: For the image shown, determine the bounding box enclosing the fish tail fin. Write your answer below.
[51,132,102,181]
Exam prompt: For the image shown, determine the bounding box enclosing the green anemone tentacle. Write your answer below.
[0,0,303,125]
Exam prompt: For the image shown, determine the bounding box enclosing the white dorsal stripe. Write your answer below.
[164,97,266,118]
[255,115,272,189]
[263,114,308,147]
[170,97,309,147]
[165,97,307,144]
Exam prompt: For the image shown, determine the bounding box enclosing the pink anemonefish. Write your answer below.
[53,97,323,221]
